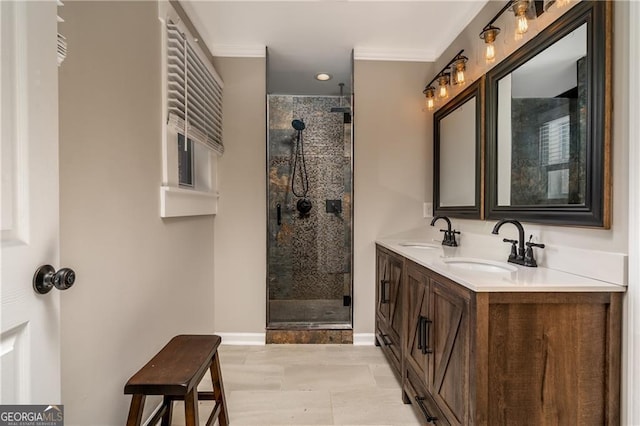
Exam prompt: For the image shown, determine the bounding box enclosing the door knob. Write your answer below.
[33,264,76,294]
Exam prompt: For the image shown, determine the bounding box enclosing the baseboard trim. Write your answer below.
[216,332,265,345]
[353,333,376,346]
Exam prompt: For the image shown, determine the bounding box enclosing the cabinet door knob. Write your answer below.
[33,264,76,294]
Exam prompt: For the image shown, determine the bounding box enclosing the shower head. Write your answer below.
[292,119,306,131]
[330,83,351,113]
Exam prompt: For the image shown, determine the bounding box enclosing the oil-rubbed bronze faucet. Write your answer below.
[430,216,460,247]
[491,219,544,267]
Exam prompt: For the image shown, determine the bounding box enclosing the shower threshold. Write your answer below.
[267,322,352,331]
[265,327,353,344]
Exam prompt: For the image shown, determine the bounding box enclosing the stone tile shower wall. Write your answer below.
[268,95,352,303]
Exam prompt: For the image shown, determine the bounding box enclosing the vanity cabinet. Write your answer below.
[374,245,622,425]
[404,260,471,425]
[375,246,404,377]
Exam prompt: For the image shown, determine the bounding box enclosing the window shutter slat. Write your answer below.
[166,20,223,155]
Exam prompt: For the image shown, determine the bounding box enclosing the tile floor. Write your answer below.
[170,344,422,426]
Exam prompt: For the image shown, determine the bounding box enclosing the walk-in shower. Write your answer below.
[267,90,353,336]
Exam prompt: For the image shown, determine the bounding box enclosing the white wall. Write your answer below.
[211,57,267,336]
[59,2,215,424]
[353,60,433,335]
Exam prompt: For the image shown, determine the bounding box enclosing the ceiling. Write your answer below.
[182,1,489,96]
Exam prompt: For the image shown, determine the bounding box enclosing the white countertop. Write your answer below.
[376,238,626,293]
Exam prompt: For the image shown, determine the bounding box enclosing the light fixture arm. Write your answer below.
[482,1,515,33]
[424,49,465,89]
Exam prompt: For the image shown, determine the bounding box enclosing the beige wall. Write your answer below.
[59,2,215,424]
[353,60,433,334]
[431,1,629,254]
[208,58,431,337]
[211,57,267,334]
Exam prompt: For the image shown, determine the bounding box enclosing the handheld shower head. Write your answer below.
[292,119,306,131]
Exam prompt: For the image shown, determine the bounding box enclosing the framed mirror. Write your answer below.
[434,78,483,219]
[485,1,611,227]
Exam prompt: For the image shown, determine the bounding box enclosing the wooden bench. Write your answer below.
[124,335,228,426]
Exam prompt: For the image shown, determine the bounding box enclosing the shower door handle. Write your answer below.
[276,204,281,226]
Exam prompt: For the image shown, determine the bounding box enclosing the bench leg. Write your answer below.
[160,396,173,426]
[210,352,229,426]
[184,388,199,426]
[126,394,146,426]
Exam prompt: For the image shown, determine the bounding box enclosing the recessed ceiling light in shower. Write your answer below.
[315,73,332,81]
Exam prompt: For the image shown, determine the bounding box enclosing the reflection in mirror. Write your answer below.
[486,1,611,227]
[434,78,482,219]
[440,97,476,207]
[497,24,586,207]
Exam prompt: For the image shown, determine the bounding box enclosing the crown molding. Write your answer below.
[353,47,437,62]
[211,44,266,58]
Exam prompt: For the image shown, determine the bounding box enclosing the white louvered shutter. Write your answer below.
[167,21,224,155]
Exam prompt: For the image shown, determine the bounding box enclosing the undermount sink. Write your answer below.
[398,242,440,249]
[442,257,518,273]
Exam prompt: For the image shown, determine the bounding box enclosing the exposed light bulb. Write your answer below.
[485,42,496,63]
[516,14,529,35]
[512,0,531,39]
[480,26,500,64]
[452,56,467,86]
[438,75,449,99]
[426,97,435,111]
[423,86,436,111]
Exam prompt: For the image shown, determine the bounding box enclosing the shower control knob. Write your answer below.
[33,264,76,294]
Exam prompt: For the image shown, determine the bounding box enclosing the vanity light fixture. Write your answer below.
[480,25,500,63]
[437,74,450,99]
[423,86,436,111]
[452,54,468,85]
[512,0,533,38]
[422,49,465,109]
[315,72,332,81]
[479,1,544,62]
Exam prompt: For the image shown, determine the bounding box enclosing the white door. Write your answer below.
[1,0,62,404]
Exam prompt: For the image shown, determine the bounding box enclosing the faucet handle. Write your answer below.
[449,229,460,247]
[524,237,544,267]
[502,238,518,260]
[526,241,545,249]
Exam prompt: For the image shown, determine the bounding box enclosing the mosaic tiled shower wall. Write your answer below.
[267,95,352,324]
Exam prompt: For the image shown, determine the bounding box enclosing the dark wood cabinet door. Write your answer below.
[404,262,430,383]
[376,246,404,375]
[375,249,390,323]
[388,253,403,342]
[428,277,471,426]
